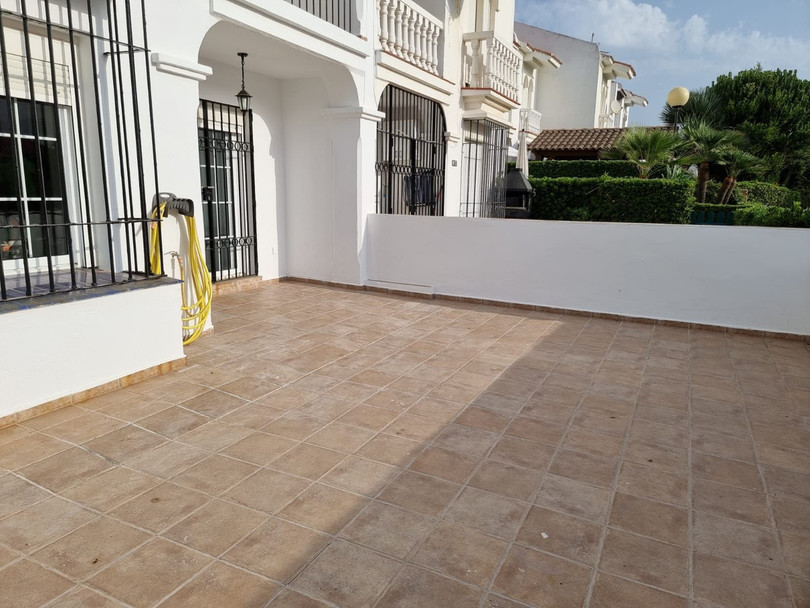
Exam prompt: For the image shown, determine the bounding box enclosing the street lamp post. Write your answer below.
[667,86,690,130]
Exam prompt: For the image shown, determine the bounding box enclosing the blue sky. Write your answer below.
[514,0,810,125]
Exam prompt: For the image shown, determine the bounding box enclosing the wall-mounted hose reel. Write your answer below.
[149,193,212,345]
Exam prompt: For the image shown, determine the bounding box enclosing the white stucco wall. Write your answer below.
[0,283,185,417]
[366,215,810,335]
[513,23,602,129]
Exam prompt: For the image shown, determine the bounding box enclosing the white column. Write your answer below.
[324,107,384,285]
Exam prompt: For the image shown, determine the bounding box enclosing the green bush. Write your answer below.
[701,180,800,206]
[529,176,694,224]
[704,181,721,203]
[528,160,637,179]
[733,202,810,227]
[734,181,801,207]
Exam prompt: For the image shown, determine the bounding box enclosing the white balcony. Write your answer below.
[462,31,521,105]
[377,0,443,75]
[520,108,542,136]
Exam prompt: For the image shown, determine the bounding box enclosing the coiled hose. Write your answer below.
[149,202,212,345]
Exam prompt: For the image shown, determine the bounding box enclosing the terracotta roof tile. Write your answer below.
[528,127,667,153]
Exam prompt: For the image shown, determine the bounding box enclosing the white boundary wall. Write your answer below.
[1,283,185,418]
[366,215,810,335]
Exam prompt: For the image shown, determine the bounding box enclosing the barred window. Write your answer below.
[0,0,160,301]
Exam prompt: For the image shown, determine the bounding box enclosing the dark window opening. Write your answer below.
[376,85,446,216]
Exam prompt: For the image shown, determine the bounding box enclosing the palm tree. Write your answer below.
[680,121,745,203]
[602,128,683,179]
[716,149,765,204]
[660,88,724,128]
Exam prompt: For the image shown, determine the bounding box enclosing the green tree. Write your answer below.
[702,67,810,194]
[660,87,723,128]
[680,121,745,204]
[716,148,765,204]
[602,128,683,179]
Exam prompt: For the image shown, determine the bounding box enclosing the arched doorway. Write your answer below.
[375,85,446,216]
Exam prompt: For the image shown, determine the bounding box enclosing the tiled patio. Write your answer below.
[1,282,809,608]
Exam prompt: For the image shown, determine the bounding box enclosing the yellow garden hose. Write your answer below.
[150,200,213,345]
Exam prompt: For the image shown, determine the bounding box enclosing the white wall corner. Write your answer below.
[151,53,213,81]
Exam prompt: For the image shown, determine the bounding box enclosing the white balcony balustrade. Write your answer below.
[520,108,542,135]
[377,0,443,75]
[462,32,521,102]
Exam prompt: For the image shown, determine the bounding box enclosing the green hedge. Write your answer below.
[528,160,637,179]
[529,176,694,224]
[734,202,810,227]
[735,182,801,207]
[702,180,800,206]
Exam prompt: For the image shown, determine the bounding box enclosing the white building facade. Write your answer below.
[512,22,645,130]
[0,0,643,418]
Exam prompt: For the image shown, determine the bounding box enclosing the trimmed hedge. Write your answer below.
[734,202,810,227]
[735,181,801,207]
[528,160,637,179]
[529,176,694,224]
[702,180,800,206]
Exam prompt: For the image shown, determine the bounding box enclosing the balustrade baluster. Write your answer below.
[431,25,440,75]
[393,1,404,57]
[379,0,390,51]
[388,0,397,54]
[414,17,424,70]
[406,7,416,64]
[426,21,435,72]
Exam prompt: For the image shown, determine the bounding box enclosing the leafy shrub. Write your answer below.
[704,181,721,203]
[734,182,801,207]
[733,202,810,227]
[528,160,637,179]
[529,176,694,224]
[701,180,800,206]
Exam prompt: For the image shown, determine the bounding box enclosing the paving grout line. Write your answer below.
[686,326,696,608]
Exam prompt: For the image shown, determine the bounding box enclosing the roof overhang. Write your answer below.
[624,90,648,107]
[600,53,635,79]
[516,39,562,69]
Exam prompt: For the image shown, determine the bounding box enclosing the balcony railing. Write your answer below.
[285,0,357,33]
[520,108,542,136]
[377,0,443,75]
[462,32,521,102]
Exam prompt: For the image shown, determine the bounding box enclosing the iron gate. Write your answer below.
[376,86,446,216]
[460,119,509,218]
[198,99,257,283]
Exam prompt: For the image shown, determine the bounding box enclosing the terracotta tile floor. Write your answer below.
[2,282,810,608]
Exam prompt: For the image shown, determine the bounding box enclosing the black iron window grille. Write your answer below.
[0,0,160,302]
[198,99,257,284]
[460,119,509,218]
[376,85,446,216]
